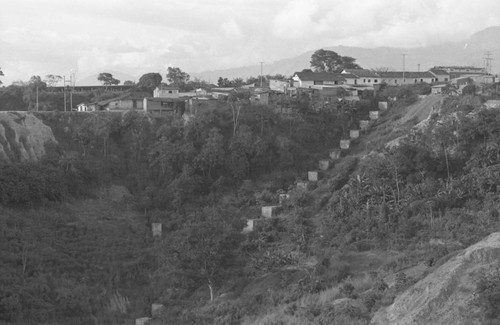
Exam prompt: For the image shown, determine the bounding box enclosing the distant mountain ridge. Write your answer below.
[192,26,500,81]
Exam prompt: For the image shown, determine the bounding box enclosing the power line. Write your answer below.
[402,54,407,84]
[484,51,494,74]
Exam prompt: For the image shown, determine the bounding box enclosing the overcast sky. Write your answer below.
[1,0,500,85]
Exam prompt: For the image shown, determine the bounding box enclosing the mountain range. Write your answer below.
[191,26,500,81]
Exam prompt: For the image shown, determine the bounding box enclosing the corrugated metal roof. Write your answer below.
[343,69,380,78]
[294,71,346,82]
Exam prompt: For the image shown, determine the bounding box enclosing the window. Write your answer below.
[374,79,378,83]
[368,79,371,83]
[168,90,172,94]
[421,79,423,82]
[363,79,366,83]
[395,80,397,84]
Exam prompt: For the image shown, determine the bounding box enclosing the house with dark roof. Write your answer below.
[292,71,346,88]
[153,85,180,98]
[95,91,150,111]
[342,69,381,86]
[378,71,436,85]
[429,68,450,83]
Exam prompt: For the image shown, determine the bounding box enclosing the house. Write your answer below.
[484,100,500,109]
[143,97,188,117]
[431,84,447,94]
[292,71,345,88]
[250,89,270,105]
[429,68,450,83]
[77,103,93,112]
[342,69,381,86]
[210,87,235,99]
[269,79,290,93]
[433,66,487,79]
[153,85,179,98]
[95,92,149,111]
[378,71,436,85]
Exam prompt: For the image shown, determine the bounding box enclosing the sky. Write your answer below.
[1,0,500,85]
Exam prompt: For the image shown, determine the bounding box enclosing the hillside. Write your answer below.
[192,26,500,80]
[2,82,500,324]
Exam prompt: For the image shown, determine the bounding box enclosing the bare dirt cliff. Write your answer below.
[371,232,500,325]
[0,111,57,162]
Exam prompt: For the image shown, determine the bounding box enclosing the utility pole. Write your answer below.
[259,61,264,87]
[36,86,39,111]
[484,51,493,74]
[63,76,67,112]
[402,54,407,84]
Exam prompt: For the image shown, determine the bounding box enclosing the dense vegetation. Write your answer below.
[2,82,500,324]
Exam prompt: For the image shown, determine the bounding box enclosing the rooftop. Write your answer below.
[342,69,380,78]
[378,71,435,79]
[294,71,346,82]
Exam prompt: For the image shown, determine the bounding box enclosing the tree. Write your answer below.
[0,67,3,85]
[123,80,136,86]
[194,128,225,178]
[137,72,162,91]
[310,49,362,72]
[44,74,62,87]
[97,72,120,86]
[166,67,190,88]
[159,207,242,301]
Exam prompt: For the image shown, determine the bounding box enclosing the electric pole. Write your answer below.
[63,76,67,112]
[36,86,39,111]
[484,51,493,74]
[402,54,407,84]
[259,61,264,87]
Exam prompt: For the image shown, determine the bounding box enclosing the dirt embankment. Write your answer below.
[371,232,500,325]
[0,111,57,162]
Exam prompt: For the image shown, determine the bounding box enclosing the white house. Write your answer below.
[378,71,436,85]
[342,69,381,86]
[153,85,180,98]
[292,71,345,88]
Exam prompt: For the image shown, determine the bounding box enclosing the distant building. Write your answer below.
[484,100,500,109]
[269,79,290,93]
[153,85,179,98]
[378,71,436,85]
[433,66,487,79]
[292,71,346,88]
[429,68,450,83]
[143,97,188,117]
[342,69,381,86]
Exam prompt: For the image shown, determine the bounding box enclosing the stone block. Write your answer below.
[297,182,308,190]
[136,317,152,325]
[152,223,162,237]
[349,130,360,139]
[378,101,388,110]
[151,303,164,317]
[278,194,290,205]
[242,219,254,233]
[369,111,379,120]
[340,139,351,149]
[360,120,370,130]
[329,149,341,160]
[308,171,319,181]
[319,159,330,171]
[262,206,280,218]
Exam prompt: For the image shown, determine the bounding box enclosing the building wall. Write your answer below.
[153,88,179,98]
[381,77,435,85]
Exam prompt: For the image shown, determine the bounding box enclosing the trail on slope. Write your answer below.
[399,94,443,124]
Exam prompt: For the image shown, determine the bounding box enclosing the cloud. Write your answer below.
[221,19,244,40]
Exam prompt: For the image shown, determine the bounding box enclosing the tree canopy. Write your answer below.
[137,72,162,91]
[97,72,120,86]
[167,67,190,87]
[0,67,3,85]
[310,49,362,73]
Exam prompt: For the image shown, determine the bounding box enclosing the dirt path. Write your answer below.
[399,94,443,124]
